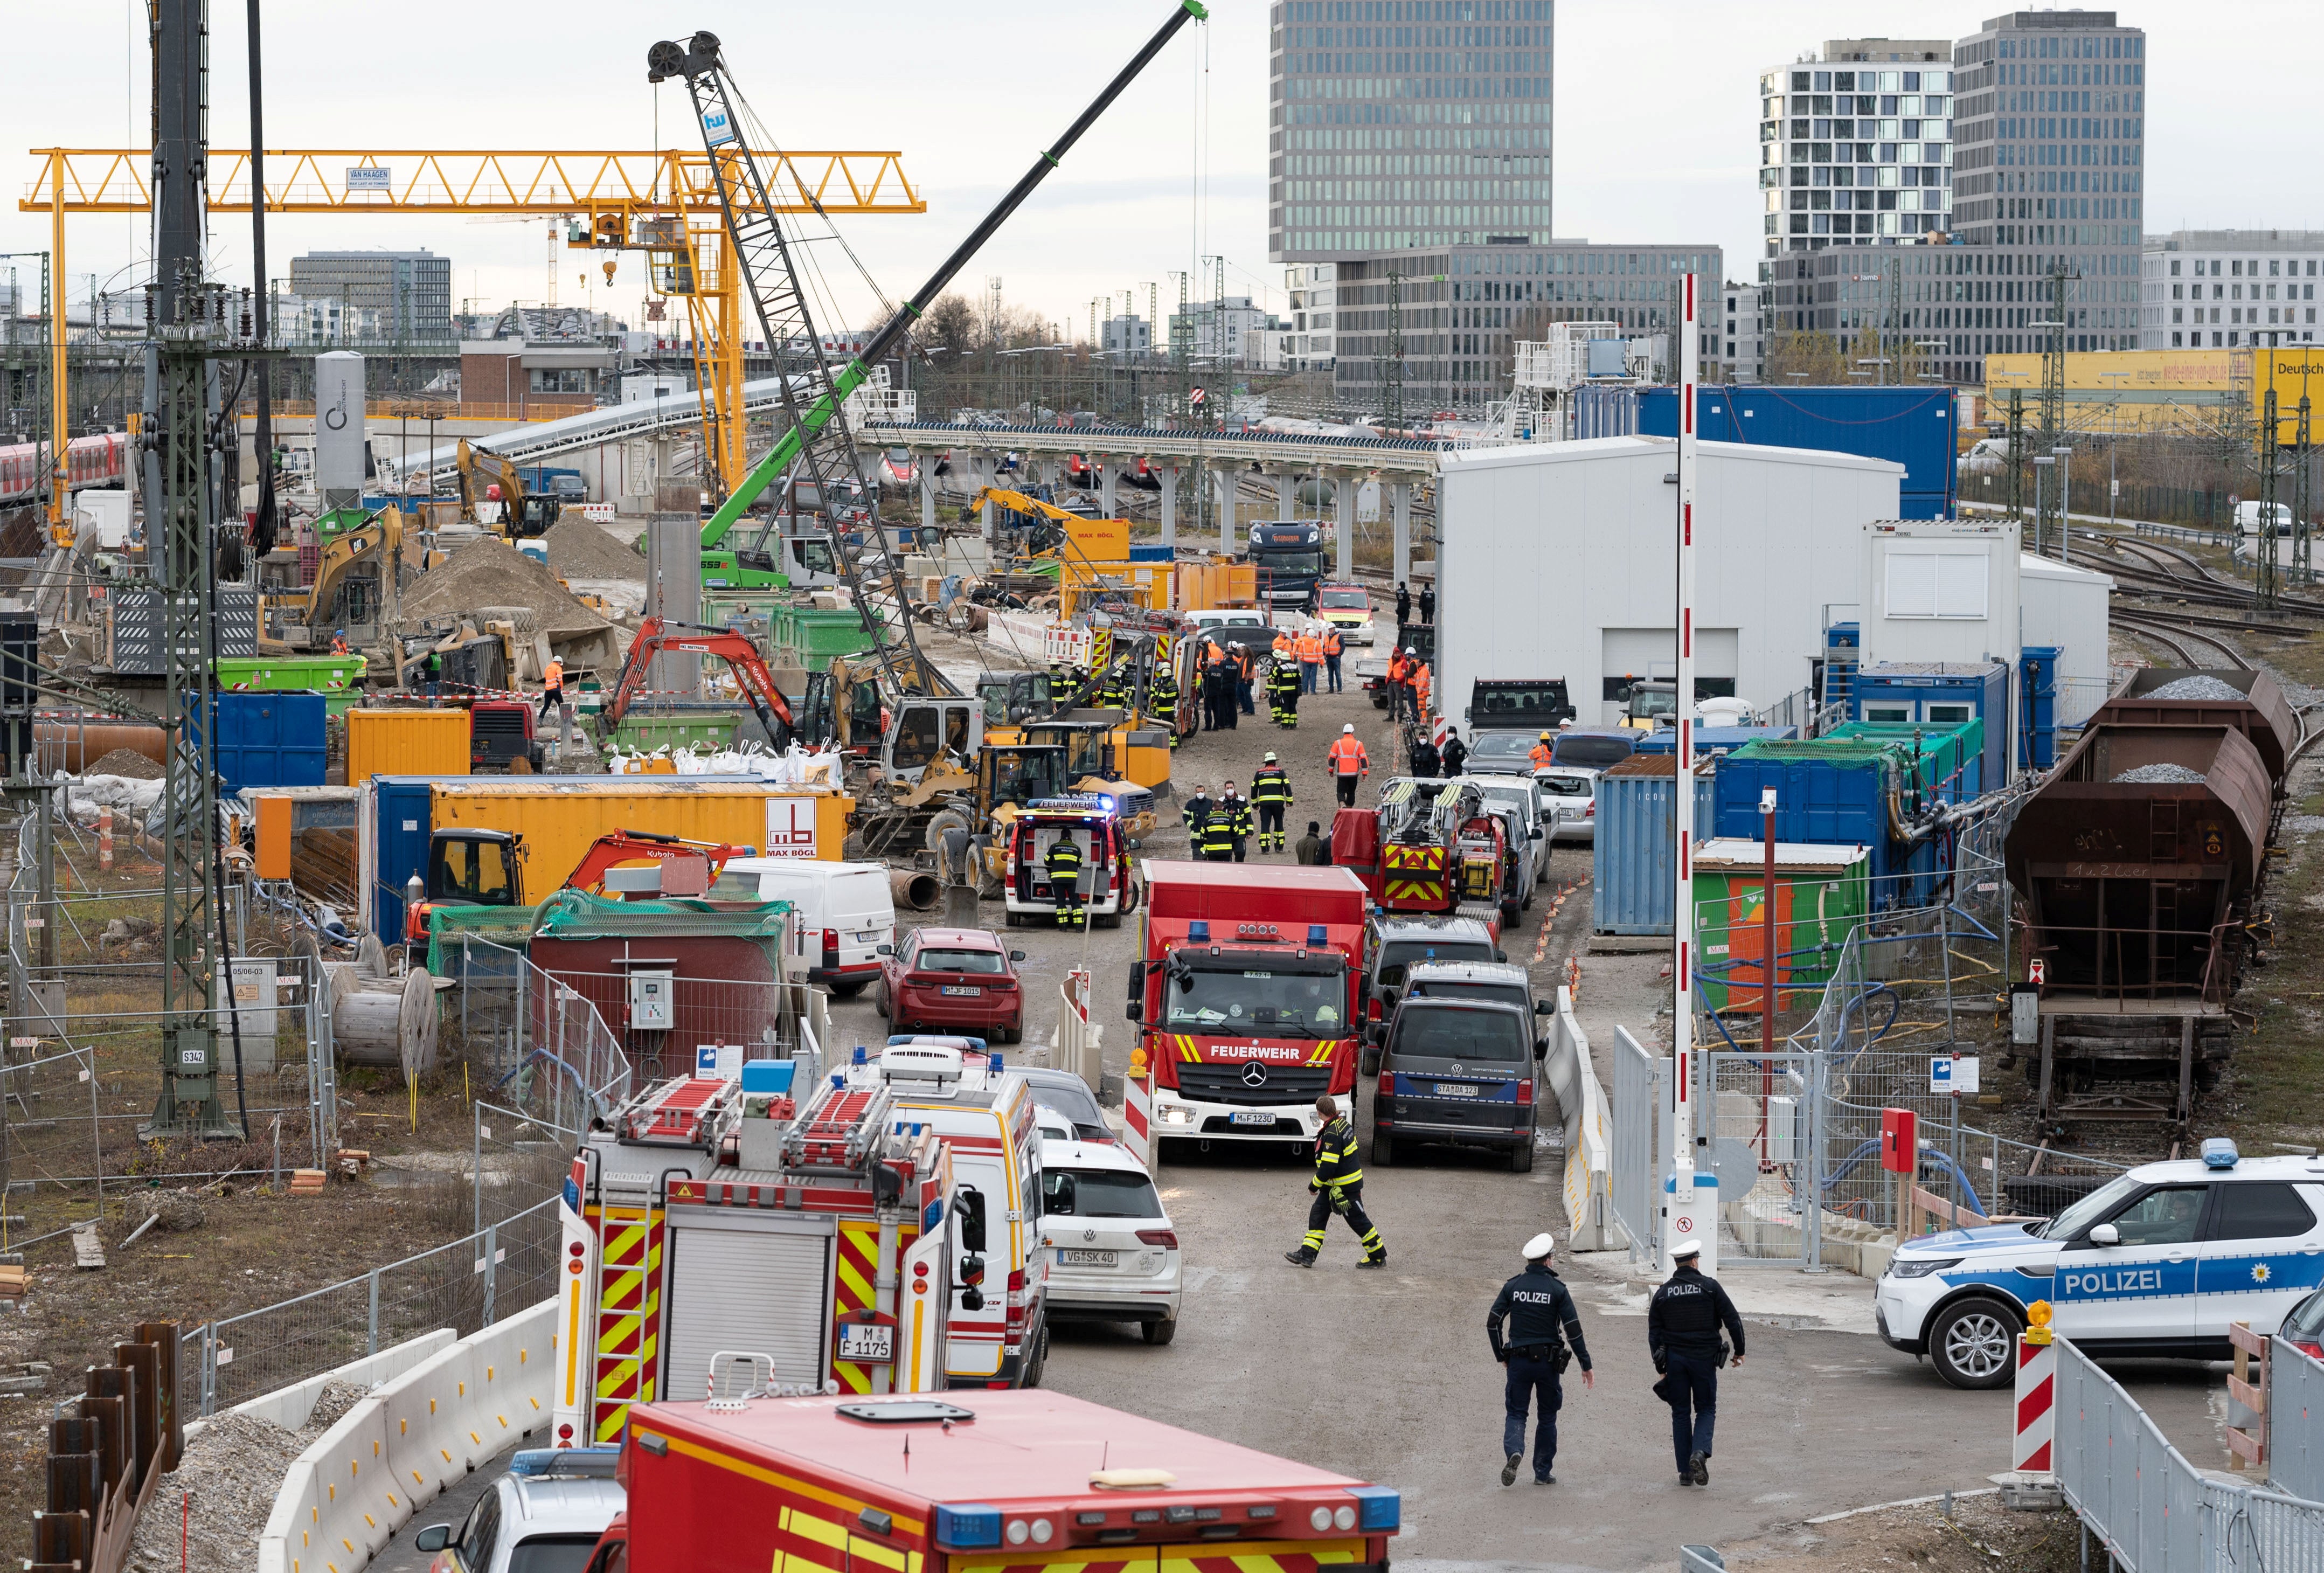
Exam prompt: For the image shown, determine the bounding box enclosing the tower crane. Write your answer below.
[647,0,1209,701]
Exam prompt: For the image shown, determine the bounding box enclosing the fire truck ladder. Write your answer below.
[649,3,1210,699]
[781,1079,898,1173]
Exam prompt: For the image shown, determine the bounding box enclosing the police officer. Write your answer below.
[1440,725,1468,778]
[1418,584,1436,624]
[1395,581,1412,625]
[1284,1095,1386,1268]
[1182,783,1214,847]
[1198,789,1239,862]
[1648,1241,1746,1487]
[1217,782,1252,863]
[1044,828,1086,928]
[1409,727,1440,779]
[1488,1232,1594,1487]
[1251,752,1293,853]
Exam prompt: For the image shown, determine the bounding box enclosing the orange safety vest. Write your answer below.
[1238,648,1257,678]
[1529,742,1556,770]
[1322,629,1342,657]
[1386,654,1408,685]
[1295,633,1323,663]
[1327,735,1370,776]
[1273,632,1293,659]
[1413,664,1431,713]
[544,659,565,691]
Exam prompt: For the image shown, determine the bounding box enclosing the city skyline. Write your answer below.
[0,3,2317,346]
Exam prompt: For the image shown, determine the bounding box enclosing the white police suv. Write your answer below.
[1877,1140,2324,1389]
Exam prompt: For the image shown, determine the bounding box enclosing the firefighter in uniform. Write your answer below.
[1268,656,1302,727]
[1044,828,1086,928]
[1488,1233,1595,1487]
[1649,1241,1746,1487]
[1099,660,1132,710]
[1251,753,1293,853]
[1285,1096,1386,1268]
[1149,663,1181,746]
[1218,783,1252,863]
[1197,789,1239,862]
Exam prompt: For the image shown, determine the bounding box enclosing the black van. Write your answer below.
[1370,996,1542,1172]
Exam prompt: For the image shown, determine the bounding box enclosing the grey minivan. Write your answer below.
[1370,996,1542,1172]
[1360,915,1501,1036]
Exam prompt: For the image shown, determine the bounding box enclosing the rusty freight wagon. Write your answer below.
[2086,668,2299,796]
[2003,722,2272,1127]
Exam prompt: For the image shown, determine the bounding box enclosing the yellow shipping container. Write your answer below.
[1058,561,1171,617]
[1983,349,2245,435]
[345,708,469,787]
[1170,560,1259,612]
[2255,344,2324,447]
[425,779,853,900]
[1059,515,1132,564]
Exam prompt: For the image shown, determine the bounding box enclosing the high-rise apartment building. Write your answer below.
[286,250,453,342]
[1763,10,2145,389]
[1758,39,1955,263]
[2142,231,2324,350]
[1269,1,1554,263]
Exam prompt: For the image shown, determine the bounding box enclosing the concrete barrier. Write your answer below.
[258,1302,556,1573]
[1544,986,1621,1251]
[220,1331,459,1435]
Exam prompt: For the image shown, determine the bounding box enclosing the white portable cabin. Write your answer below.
[2017,553,2114,727]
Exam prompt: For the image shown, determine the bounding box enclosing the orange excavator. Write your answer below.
[600,615,798,749]
[563,829,749,899]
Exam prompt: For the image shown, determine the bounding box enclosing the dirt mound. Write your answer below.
[545,516,647,581]
[86,747,163,780]
[401,535,611,637]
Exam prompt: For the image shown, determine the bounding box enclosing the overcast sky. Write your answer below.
[4,1,2319,335]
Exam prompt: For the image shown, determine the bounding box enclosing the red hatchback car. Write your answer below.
[874,928,1029,1042]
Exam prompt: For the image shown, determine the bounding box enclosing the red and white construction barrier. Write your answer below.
[1123,1048,1156,1169]
[2013,1307,2056,1475]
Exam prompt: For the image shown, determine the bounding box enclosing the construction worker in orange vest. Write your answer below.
[1321,625,1344,693]
[1295,626,1324,694]
[1327,723,1371,808]
[1412,658,1431,720]
[1272,627,1294,663]
[1384,647,1415,723]
[1235,641,1258,717]
[1529,730,1557,770]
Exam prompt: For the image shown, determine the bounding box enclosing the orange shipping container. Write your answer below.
[346,707,469,787]
[1170,559,1259,612]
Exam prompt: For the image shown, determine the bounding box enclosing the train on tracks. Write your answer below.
[2003,666,2304,1128]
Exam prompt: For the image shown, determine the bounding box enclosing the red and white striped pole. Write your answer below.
[2012,1299,2057,1475]
[1123,1045,1156,1170]
[1665,274,1717,1273]
[98,807,114,873]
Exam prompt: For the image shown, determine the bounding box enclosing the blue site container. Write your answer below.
[1639,385,1958,518]
[2019,646,2061,769]
[1571,383,1640,442]
[1850,660,2009,793]
[1628,725,1800,757]
[1712,743,1943,910]
[1128,545,1176,563]
[198,691,326,794]
[370,777,438,941]
[1592,756,1716,935]
[1821,622,1861,710]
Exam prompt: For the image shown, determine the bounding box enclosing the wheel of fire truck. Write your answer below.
[1142,1317,1177,1346]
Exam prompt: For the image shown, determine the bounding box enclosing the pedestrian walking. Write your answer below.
[1440,725,1468,778]
[1198,788,1240,862]
[1045,828,1086,928]
[1251,752,1293,853]
[1327,724,1370,807]
[1418,584,1436,624]
[539,655,566,719]
[1284,1096,1386,1268]
[1395,581,1412,625]
[1322,626,1343,692]
[1294,819,1329,864]
[1648,1241,1746,1488]
[1488,1233,1594,1487]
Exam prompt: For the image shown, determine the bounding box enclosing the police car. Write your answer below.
[1877,1140,2324,1390]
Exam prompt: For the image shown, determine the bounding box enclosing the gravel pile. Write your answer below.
[86,747,163,779]
[123,1379,370,1572]
[545,516,647,580]
[403,536,611,637]
[2145,674,2246,702]
[2112,762,2208,784]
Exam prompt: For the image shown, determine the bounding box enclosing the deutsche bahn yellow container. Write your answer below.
[346,707,469,787]
[422,779,853,902]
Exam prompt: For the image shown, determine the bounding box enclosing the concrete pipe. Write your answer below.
[36,723,167,773]
[890,869,941,911]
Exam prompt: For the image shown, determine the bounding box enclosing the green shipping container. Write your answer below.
[598,708,743,754]
[1692,838,1871,1012]
[218,653,369,715]
[773,606,878,671]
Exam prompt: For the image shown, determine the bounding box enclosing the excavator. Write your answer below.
[565,829,748,898]
[455,440,570,538]
[260,503,412,671]
[405,827,748,944]
[599,614,799,750]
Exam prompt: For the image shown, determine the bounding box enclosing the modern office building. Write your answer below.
[1763,9,2146,389]
[2142,231,2324,349]
[1758,38,1955,263]
[1723,282,1766,383]
[1268,1,1554,263]
[286,250,454,342]
[1281,263,1338,371]
[1331,239,1722,411]
[1100,314,1152,355]
[1168,296,1271,366]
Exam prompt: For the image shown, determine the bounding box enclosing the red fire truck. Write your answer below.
[1125,863,1369,1147]
[553,1068,961,1449]
[1331,778,1517,930]
[592,1388,1402,1573]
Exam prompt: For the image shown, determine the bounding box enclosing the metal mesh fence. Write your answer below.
[449,938,636,1129]
[2271,1340,2324,1506]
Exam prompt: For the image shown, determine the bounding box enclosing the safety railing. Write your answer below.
[451,938,637,1129]
[2054,1334,2324,1571]
[2272,1336,2324,1505]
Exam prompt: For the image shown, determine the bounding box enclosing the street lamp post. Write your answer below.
[2033,455,2056,559]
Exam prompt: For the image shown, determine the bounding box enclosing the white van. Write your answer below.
[714,858,895,997]
[856,1040,1051,1388]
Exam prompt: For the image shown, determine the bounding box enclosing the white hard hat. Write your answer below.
[1523,1232,1555,1261]
[1343,723,1356,734]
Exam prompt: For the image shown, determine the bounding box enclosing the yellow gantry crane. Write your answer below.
[21,147,924,522]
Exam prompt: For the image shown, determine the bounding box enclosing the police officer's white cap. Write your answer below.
[1671,1241,1703,1260]
[1523,1232,1555,1261]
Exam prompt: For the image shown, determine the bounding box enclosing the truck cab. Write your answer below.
[1465,677,1576,733]
[1246,519,1326,613]
[405,827,525,943]
[1622,678,1679,731]
[1127,863,1370,1146]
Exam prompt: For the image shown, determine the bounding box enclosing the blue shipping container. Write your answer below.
[197,691,327,795]
[1850,660,2009,794]
[2019,646,2061,768]
[1638,385,1957,518]
[1710,751,1940,910]
[1592,758,1717,936]
[370,777,438,941]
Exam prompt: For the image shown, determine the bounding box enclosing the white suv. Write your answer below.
[1038,1138,1183,1346]
[413,1447,623,1572]
[1877,1142,2324,1390]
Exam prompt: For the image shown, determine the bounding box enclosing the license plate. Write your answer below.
[1437,1083,1480,1097]
[837,1322,893,1363]
[1060,1249,1116,1267]
[1230,1112,1277,1127]
[941,985,982,996]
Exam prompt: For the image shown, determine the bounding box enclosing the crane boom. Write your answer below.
[653,1,1209,694]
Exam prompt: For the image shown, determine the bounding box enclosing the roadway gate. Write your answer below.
[1703,1049,1819,1266]
[1609,1028,1664,1266]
